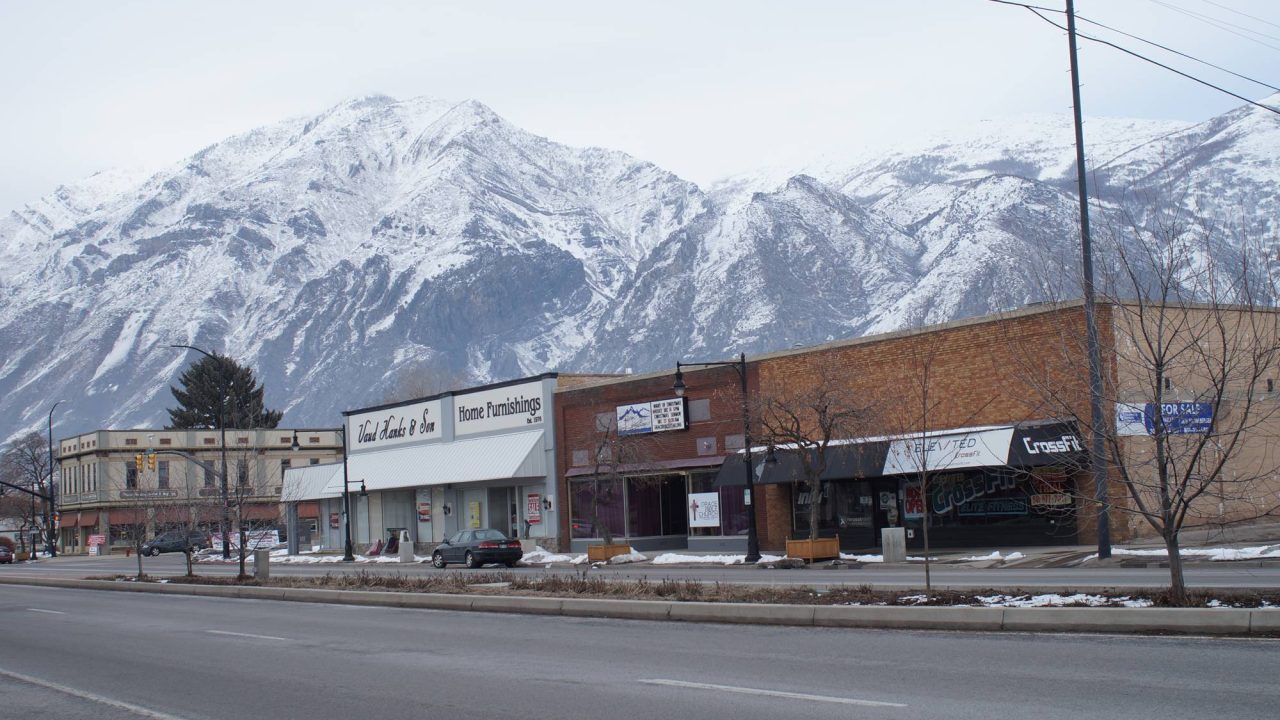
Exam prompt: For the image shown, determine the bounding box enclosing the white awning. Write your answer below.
[333,430,546,493]
[282,462,344,502]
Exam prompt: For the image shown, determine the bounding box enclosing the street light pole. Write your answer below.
[674,353,761,563]
[170,344,233,559]
[46,400,64,557]
[340,426,355,562]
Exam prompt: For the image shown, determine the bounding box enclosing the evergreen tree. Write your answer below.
[168,353,283,429]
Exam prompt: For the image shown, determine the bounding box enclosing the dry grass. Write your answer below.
[149,571,1280,608]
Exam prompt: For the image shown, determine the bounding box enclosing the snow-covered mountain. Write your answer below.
[2,94,1277,442]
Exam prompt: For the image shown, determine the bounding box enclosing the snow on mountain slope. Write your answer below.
[0,96,705,440]
[1,95,1276,443]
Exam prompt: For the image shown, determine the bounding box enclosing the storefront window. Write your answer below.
[902,467,1077,545]
[792,484,834,537]
[687,471,749,537]
[570,478,624,540]
[627,477,662,537]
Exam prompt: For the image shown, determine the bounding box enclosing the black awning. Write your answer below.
[713,441,890,488]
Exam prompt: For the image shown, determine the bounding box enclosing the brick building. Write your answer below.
[555,300,1274,553]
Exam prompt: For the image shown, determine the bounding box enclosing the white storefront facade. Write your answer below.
[297,374,562,553]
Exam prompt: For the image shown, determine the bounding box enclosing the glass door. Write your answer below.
[834,481,876,550]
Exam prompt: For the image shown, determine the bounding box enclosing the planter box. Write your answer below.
[786,537,840,562]
[14,551,30,561]
[586,543,632,563]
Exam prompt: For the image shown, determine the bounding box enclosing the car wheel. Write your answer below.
[464,551,479,569]
[148,548,160,557]
[432,552,446,569]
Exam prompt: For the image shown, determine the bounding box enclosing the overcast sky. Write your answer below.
[2,0,1277,211]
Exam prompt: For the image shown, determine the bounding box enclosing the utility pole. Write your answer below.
[1066,0,1111,558]
[46,400,63,557]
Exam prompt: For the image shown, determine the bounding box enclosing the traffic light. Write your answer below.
[134,454,144,473]
[147,452,157,471]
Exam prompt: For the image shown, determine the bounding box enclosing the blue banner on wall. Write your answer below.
[1115,402,1213,436]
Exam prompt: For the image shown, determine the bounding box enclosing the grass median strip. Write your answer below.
[97,570,1280,608]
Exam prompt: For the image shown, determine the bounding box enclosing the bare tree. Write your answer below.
[0,432,51,557]
[380,354,468,404]
[880,331,999,589]
[1021,202,1280,603]
[576,408,658,547]
[754,359,878,548]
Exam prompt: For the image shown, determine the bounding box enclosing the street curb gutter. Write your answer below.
[2,576,1276,635]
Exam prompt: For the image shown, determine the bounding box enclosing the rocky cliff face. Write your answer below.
[2,94,1276,441]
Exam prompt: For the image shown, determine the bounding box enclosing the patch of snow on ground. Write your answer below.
[959,551,1026,562]
[608,550,647,564]
[1083,544,1280,562]
[975,593,1153,608]
[519,547,586,565]
[651,553,784,565]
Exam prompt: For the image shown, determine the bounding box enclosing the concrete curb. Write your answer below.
[2,576,1276,636]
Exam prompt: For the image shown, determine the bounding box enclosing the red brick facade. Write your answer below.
[554,303,1122,552]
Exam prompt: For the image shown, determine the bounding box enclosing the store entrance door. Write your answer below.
[487,487,515,537]
[834,481,876,550]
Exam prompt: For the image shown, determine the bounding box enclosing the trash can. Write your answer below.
[254,548,270,580]
[398,529,414,563]
[881,527,907,564]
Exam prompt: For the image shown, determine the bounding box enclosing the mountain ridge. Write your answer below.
[1,94,1276,442]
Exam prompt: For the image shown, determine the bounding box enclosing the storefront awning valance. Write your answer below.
[564,456,726,478]
[296,501,319,519]
[336,430,546,493]
[79,511,98,529]
[109,508,145,525]
[240,503,280,521]
[715,421,1082,487]
[283,462,345,502]
[61,513,81,528]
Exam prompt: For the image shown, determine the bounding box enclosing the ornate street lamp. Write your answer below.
[673,353,760,563]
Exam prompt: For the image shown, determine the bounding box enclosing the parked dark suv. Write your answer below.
[141,529,211,556]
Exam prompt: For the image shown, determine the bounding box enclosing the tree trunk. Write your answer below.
[1164,531,1188,605]
[135,542,144,580]
[237,526,248,580]
[921,474,932,591]
[808,481,822,541]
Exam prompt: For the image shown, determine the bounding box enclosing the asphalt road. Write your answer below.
[9,553,1280,591]
[1,583,1276,720]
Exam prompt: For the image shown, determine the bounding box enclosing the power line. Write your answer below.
[1197,0,1280,32]
[1146,0,1280,50]
[990,0,1280,116]
[1076,11,1279,92]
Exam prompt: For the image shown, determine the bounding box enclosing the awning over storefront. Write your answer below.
[79,511,99,529]
[240,504,280,521]
[715,421,1082,487]
[282,462,345,502]
[335,430,546,493]
[296,501,319,518]
[109,508,145,525]
[61,513,81,528]
[564,456,725,478]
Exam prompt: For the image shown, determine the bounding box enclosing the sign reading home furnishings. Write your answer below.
[454,380,546,436]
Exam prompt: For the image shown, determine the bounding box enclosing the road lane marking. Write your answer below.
[27,608,65,614]
[0,667,188,719]
[640,679,907,708]
[205,629,289,641]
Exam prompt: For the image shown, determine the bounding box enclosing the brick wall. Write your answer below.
[553,304,1136,550]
